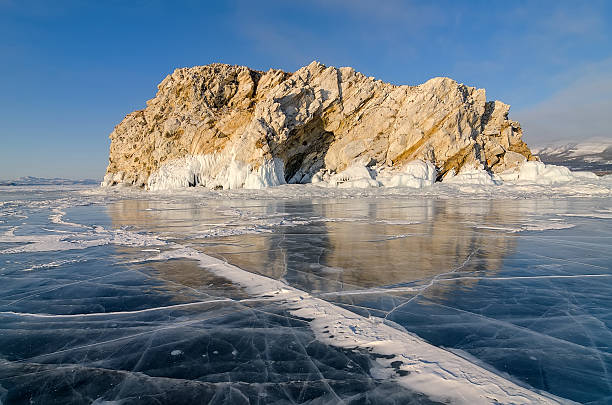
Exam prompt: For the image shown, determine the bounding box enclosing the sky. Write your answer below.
[0,0,611,180]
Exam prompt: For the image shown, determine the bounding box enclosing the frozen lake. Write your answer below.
[0,185,610,404]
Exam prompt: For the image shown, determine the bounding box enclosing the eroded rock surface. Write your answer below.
[103,61,535,188]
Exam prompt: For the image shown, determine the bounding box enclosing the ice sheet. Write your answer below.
[1,186,610,403]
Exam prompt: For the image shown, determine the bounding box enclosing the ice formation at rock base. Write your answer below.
[136,155,286,191]
[108,154,609,194]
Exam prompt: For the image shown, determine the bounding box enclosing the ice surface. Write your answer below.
[0,185,610,403]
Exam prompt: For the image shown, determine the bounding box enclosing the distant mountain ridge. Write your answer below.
[0,176,99,186]
[532,138,612,175]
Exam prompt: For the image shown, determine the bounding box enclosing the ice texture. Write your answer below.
[328,165,381,188]
[138,155,612,195]
[379,160,437,188]
[143,155,286,190]
[0,185,610,404]
[498,161,598,185]
[442,165,500,185]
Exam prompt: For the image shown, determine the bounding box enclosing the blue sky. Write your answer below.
[1,0,611,180]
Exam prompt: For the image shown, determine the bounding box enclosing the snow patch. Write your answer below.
[0,228,166,254]
[23,258,88,272]
[0,209,166,254]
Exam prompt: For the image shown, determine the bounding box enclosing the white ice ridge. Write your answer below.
[140,246,574,405]
[143,154,286,191]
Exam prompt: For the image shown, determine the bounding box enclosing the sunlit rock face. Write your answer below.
[103,62,535,188]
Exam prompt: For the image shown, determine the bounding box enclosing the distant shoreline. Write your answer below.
[0,177,99,186]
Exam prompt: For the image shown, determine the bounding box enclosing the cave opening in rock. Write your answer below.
[271,117,335,183]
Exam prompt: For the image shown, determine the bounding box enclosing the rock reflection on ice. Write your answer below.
[0,186,610,403]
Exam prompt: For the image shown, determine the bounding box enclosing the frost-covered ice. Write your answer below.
[0,184,610,404]
[0,220,165,254]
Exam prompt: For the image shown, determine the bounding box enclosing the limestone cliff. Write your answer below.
[102,61,535,189]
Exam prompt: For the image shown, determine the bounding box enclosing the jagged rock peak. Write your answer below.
[103,61,535,189]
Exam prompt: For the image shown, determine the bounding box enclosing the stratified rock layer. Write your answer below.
[103,61,534,188]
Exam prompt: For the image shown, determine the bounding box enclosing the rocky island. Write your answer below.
[102,61,535,190]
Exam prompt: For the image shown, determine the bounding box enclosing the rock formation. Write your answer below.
[102,61,535,189]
